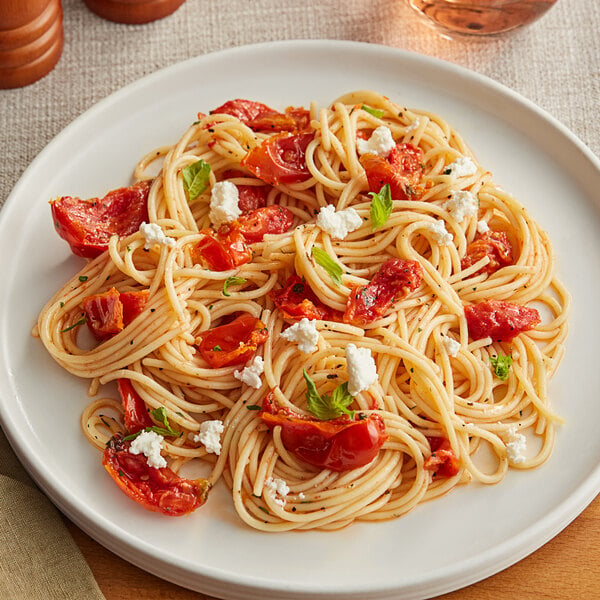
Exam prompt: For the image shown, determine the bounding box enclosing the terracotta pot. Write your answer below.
[0,0,63,89]
[82,0,186,24]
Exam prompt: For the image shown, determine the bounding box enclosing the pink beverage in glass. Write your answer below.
[407,0,559,36]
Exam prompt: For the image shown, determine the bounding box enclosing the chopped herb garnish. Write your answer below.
[182,159,211,201]
[303,369,354,420]
[122,406,182,441]
[223,276,247,297]
[369,183,393,230]
[490,354,513,380]
[213,345,222,351]
[78,275,88,282]
[246,404,262,411]
[311,247,343,286]
[60,317,86,333]
[361,105,385,119]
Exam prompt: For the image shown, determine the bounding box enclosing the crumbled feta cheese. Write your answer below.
[356,126,396,157]
[193,419,225,455]
[139,222,176,250]
[442,335,461,357]
[265,476,290,507]
[445,156,477,177]
[405,118,420,132]
[209,181,241,227]
[427,219,453,246]
[316,205,362,240]
[477,219,490,234]
[346,343,378,396]
[233,356,264,389]
[129,430,167,469]
[506,425,527,464]
[444,190,478,222]
[280,318,319,353]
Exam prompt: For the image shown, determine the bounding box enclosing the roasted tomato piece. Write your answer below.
[81,287,148,341]
[465,299,541,342]
[117,379,153,434]
[197,314,268,368]
[236,205,294,243]
[260,392,387,471]
[237,184,270,212]
[120,290,150,325]
[211,99,309,133]
[360,143,423,200]
[82,287,124,341]
[344,258,423,326]
[269,275,339,321]
[50,180,151,259]
[461,231,513,274]
[242,132,314,186]
[191,227,252,271]
[103,435,210,516]
[424,437,460,477]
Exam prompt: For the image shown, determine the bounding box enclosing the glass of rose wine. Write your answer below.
[407,0,559,37]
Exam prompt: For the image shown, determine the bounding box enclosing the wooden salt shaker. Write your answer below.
[82,0,186,24]
[0,0,63,89]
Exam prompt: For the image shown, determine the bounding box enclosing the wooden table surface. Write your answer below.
[65,493,600,599]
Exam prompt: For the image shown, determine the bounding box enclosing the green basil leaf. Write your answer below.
[304,370,354,421]
[223,276,247,297]
[122,406,182,441]
[369,183,393,230]
[490,354,513,380]
[361,105,385,119]
[60,317,86,333]
[311,247,343,286]
[182,159,211,200]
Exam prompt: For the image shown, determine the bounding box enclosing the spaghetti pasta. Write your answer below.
[36,90,569,530]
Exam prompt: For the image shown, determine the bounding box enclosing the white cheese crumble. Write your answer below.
[139,222,176,250]
[280,318,319,353]
[316,205,363,240]
[233,356,264,389]
[209,181,241,227]
[477,219,490,234]
[444,190,478,222]
[356,126,396,157]
[442,335,461,357]
[506,425,527,464]
[427,219,453,246]
[346,343,378,396]
[265,476,290,507]
[129,430,167,469]
[445,156,477,178]
[193,419,225,455]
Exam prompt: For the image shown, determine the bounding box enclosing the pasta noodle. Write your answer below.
[35,91,569,531]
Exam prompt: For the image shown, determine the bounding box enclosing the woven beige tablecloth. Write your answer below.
[0,0,598,598]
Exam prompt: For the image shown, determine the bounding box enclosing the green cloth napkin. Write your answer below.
[0,427,106,600]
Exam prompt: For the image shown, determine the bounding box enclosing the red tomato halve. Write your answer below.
[103,435,210,516]
[50,180,151,259]
[424,437,460,478]
[260,392,387,472]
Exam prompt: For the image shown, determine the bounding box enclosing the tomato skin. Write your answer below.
[211,99,309,133]
[260,392,387,472]
[197,314,269,368]
[50,180,151,258]
[344,258,423,326]
[236,205,294,243]
[102,435,210,516]
[191,227,252,271]
[269,275,340,321]
[424,437,460,478]
[360,143,423,200]
[117,379,154,434]
[242,132,314,186]
[237,184,270,213]
[465,299,541,342]
[461,231,513,274]
[81,287,148,341]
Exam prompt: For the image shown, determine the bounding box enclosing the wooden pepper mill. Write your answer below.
[0,0,63,89]
[82,0,186,24]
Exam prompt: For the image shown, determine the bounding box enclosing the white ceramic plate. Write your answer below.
[1,41,599,600]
